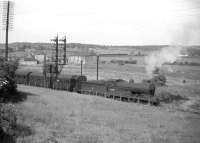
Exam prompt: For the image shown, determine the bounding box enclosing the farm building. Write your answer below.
[67,55,96,65]
[65,49,96,65]
[68,56,85,64]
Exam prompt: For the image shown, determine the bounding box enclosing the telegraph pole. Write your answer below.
[43,54,47,87]
[81,60,83,75]
[5,1,10,61]
[2,1,14,61]
[96,55,99,80]
[51,35,59,76]
[59,36,67,64]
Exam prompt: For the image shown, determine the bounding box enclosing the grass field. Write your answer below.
[19,56,200,82]
[15,85,200,143]
[16,55,200,143]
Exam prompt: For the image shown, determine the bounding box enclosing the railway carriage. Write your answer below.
[15,70,87,92]
[52,75,86,91]
[14,70,159,106]
[53,75,74,91]
[78,80,108,96]
[29,72,45,87]
[72,75,87,92]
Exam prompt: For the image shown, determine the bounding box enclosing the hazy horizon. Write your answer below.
[0,42,200,47]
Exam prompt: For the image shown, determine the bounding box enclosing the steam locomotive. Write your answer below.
[14,70,159,106]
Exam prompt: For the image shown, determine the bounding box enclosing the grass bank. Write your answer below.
[15,85,200,143]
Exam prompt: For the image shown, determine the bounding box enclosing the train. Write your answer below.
[14,70,160,106]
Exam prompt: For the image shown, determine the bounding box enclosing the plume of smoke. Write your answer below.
[145,15,200,77]
[145,45,182,77]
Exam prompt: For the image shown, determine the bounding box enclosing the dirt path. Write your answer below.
[15,85,200,143]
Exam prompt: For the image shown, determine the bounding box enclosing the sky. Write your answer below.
[0,0,200,45]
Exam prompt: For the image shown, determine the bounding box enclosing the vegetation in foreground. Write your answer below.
[0,58,33,143]
[14,85,200,143]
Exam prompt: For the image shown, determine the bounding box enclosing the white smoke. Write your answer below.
[145,17,200,77]
[145,45,182,77]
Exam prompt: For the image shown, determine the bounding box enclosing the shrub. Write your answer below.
[0,103,17,137]
[101,61,106,64]
[0,77,17,102]
[155,87,188,103]
[153,67,160,74]
[110,59,137,65]
[0,58,19,78]
[0,58,18,102]
[124,60,137,64]
[129,79,134,83]
[0,103,33,143]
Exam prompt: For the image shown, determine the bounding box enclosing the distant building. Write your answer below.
[35,54,45,63]
[68,56,86,64]
[66,50,96,65]
[19,58,38,65]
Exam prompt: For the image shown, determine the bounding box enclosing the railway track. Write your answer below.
[80,90,159,106]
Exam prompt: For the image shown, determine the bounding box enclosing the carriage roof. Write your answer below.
[57,74,87,81]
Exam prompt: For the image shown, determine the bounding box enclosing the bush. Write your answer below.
[129,79,134,83]
[124,60,137,64]
[0,103,17,137]
[0,58,19,78]
[153,67,160,74]
[0,77,17,102]
[110,59,137,65]
[0,103,33,143]
[155,87,188,103]
[101,61,106,64]
[0,58,18,101]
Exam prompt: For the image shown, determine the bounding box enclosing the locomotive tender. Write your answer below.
[15,70,159,106]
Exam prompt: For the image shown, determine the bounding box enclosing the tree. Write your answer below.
[0,57,19,78]
[0,57,18,99]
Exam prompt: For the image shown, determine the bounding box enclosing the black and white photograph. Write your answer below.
[0,0,200,142]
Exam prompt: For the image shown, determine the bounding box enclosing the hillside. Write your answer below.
[0,42,200,61]
[15,85,200,143]
[0,42,168,50]
[0,42,200,57]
